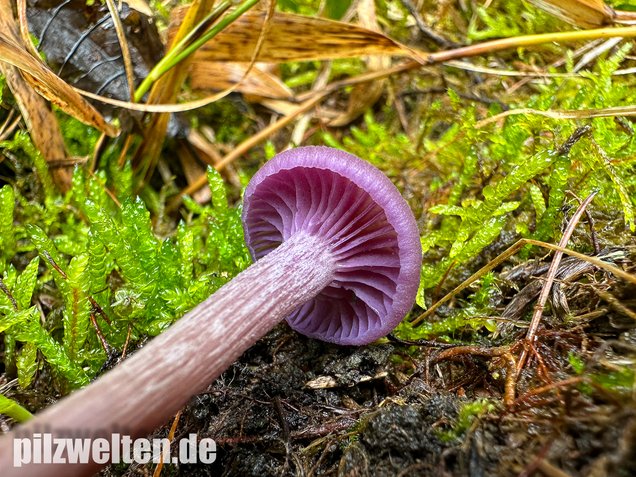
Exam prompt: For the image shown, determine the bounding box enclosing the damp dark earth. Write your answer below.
[113,292,636,477]
[1,1,636,477]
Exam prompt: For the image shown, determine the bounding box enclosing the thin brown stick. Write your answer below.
[524,240,634,284]
[104,0,135,102]
[410,241,526,326]
[168,91,329,210]
[516,191,598,374]
[152,410,182,477]
[121,323,133,359]
[426,26,636,64]
[475,104,636,129]
[411,237,634,327]
[567,191,600,254]
[513,376,584,408]
[16,0,42,59]
[89,313,110,355]
[0,110,18,141]
[434,345,517,405]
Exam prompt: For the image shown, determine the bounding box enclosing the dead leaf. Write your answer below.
[328,0,390,127]
[304,376,338,389]
[0,0,71,191]
[133,0,218,176]
[527,0,615,27]
[24,0,165,130]
[0,15,118,137]
[0,64,72,190]
[171,8,427,64]
[190,61,294,99]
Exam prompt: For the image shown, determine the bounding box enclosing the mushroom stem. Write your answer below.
[0,232,336,476]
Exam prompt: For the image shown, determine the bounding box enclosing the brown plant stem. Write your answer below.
[0,232,336,476]
[516,191,598,375]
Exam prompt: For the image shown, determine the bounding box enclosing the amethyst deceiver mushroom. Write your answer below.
[243,146,422,345]
[0,146,421,476]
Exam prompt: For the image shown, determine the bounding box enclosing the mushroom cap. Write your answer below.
[242,146,422,345]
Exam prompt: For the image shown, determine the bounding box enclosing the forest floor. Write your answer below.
[0,1,635,477]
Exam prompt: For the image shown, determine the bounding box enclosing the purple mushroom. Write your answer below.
[243,146,422,344]
[0,146,421,476]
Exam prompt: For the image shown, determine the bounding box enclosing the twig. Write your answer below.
[89,313,111,355]
[401,0,457,48]
[411,238,634,326]
[427,26,636,64]
[121,323,133,359]
[516,191,598,375]
[433,345,517,405]
[512,376,584,409]
[0,111,18,141]
[152,409,182,477]
[567,191,600,254]
[104,0,135,102]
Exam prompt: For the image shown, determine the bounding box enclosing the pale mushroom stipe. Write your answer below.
[0,146,422,476]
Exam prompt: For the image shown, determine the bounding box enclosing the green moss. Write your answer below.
[0,160,250,391]
[0,393,32,422]
[55,114,100,157]
[437,398,496,442]
[468,0,564,40]
[395,43,636,341]
[569,352,635,397]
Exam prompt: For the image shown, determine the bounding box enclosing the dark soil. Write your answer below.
[102,268,636,477]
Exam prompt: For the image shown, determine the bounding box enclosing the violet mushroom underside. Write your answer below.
[242,146,422,345]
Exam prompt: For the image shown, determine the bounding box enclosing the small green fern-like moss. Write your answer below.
[0,132,54,199]
[0,185,16,273]
[0,156,251,392]
[0,393,32,422]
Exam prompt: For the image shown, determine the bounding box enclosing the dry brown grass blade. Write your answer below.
[74,23,636,114]
[169,91,329,210]
[410,238,635,327]
[0,0,71,191]
[0,9,118,137]
[75,86,251,113]
[516,191,598,375]
[16,0,41,59]
[172,8,427,63]
[135,0,273,180]
[527,0,615,27]
[104,0,136,101]
[475,104,636,128]
[0,63,72,191]
[169,61,420,207]
[529,0,636,26]
[190,62,294,99]
[328,0,389,127]
[133,0,218,176]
